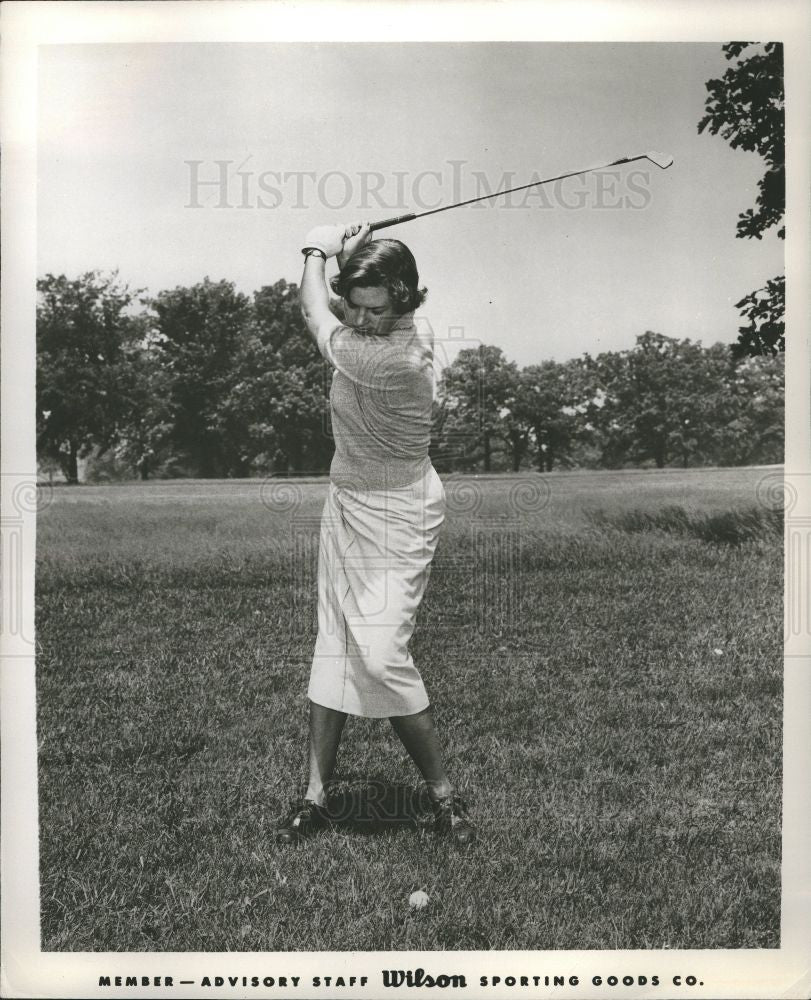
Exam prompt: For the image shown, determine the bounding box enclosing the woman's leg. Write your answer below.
[390,705,476,845]
[304,700,348,806]
[388,705,453,800]
[276,701,347,843]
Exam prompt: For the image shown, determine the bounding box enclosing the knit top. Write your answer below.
[317,299,435,491]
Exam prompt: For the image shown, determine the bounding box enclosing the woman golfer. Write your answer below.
[276,221,474,847]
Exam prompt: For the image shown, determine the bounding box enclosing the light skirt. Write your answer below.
[308,464,445,718]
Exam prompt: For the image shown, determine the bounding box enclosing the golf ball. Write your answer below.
[409,890,429,909]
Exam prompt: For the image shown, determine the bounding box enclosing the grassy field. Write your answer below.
[36,467,783,951]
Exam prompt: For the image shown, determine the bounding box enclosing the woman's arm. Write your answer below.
[299,222,372,345]
[300,254,334,345]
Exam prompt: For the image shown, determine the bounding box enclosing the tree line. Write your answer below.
[36,270,783,484]
[435,338,782,474]
[36,42,785,482]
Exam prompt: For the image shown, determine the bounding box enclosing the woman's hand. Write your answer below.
[301,224,346,259]
[337,222,372,268]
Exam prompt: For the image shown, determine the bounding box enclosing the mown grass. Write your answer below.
[36,468,783,951]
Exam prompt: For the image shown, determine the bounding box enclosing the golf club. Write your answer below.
[369,150,674,232]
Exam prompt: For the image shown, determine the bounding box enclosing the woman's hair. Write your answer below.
[331,239,428,315]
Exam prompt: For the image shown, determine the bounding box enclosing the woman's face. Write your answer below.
[344,286,396,337]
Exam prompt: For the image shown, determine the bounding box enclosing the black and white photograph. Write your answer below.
[1,1,810,998]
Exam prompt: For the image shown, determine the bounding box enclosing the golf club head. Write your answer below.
[645,150,674,169]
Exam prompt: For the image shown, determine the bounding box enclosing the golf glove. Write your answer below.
[301,225,345,258]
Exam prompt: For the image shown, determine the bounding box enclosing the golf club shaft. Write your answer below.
[369,153,649,232]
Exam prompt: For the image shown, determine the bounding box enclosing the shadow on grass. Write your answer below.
[585,503,783,545]
[319,775,434,835]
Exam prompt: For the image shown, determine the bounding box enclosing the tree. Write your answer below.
[699,42,785,356]
[717,352,784,466]
[438,345,519,472]
[578,348,633,468]
[514,360,580,472]
[149,279,252,477]
[239,280,331,473]
[585,333,732,469]
[37,271,144,484]
[429,399,481,473]
[113,319,176,480]
[733,275,785,357]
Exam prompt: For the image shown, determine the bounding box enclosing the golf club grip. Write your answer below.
[369,213,417,232]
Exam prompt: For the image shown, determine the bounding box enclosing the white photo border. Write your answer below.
[2,2,809,998]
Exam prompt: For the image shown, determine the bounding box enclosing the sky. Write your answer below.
[37,42,784,368]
